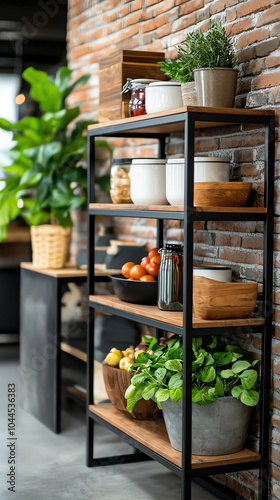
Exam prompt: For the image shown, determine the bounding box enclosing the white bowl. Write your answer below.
[145,82,183,114]
[193,265,232,283]
[194,157,230,183]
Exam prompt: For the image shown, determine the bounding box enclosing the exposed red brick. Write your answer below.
[237,28,269,49]
[253,72,280,90]
[226,18,253,36]
[142,14,167,33]
[180,0,204,16]
[257,4,280,26]
[237,0,271,18]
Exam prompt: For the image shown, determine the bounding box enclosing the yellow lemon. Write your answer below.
[105,350,123,367]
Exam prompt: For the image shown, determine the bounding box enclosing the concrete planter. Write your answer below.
[161,396,252,455]
[194,68,239,108]
[181,82,197,106]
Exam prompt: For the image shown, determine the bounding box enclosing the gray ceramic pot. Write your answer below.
[161,396,252,455]
[193,68,239,108]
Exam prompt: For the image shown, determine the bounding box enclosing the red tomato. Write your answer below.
[146,262,159,278]
[122,262,136,278]
[130,265,147,280]
[140,275,155,282]
[141,257,150,268]
[148,248,159,259]
[150,254,161,266]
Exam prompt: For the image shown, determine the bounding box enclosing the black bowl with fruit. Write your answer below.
[110,248,160,305]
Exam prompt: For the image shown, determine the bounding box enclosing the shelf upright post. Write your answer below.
[86,133,96,467]
[157,135,166,249]
[259,115,275,499]
[182,111,195,500]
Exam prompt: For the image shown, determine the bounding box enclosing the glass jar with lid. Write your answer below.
[122,79,158,117]
[110,159,132,204]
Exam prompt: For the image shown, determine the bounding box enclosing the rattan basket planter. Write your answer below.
[31,225,72,269]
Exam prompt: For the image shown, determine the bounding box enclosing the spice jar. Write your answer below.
[158,244,183,311]
[110,159,132,204]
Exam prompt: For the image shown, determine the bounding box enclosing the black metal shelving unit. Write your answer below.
[86,106,275,500]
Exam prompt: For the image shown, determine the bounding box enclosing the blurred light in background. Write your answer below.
[15,93,25,105]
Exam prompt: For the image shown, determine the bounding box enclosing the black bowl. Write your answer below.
[110,274,158,305]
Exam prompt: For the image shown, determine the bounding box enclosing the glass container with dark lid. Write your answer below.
[158,244,183,311]
[110,158,132,204]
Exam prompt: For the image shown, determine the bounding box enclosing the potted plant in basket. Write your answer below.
[125,335,260,455]
[0,66,112,268]
[159,22,238,108]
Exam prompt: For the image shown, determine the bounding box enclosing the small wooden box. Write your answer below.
[99,50,166,122]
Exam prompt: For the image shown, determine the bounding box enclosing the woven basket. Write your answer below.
[31,225,72,269]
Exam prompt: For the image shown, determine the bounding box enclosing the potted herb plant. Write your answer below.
[159,22,238,108]
[0,66,112,268]
[158,42,197,106]
[125,335,259,455]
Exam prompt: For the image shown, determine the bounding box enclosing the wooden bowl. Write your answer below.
[102,362,158,420]
[193,276,258,320]
[194,182,252,207]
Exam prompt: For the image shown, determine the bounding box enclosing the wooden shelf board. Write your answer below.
[89,203,267,214]
[20,262,120,278]
[61,342,87,362]
[89,403,260,470]
[89,294,265,329]
[88,106,274,135]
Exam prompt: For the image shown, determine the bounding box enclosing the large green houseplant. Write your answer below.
[125,335,259,455]
[0,66,112,267]
[159,22,238,107]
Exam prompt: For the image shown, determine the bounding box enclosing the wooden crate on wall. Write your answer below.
[99,50,166,122]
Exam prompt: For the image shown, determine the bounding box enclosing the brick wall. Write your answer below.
[67,1,280,498]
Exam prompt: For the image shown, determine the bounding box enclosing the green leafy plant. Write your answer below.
[159,22,237,83]
[125,335,260,413]
[0,66,113,240]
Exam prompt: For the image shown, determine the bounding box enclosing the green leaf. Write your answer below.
[168,373,183,390]
[131,373,147,387]
[231,360,251,374]
[124,384,137,399]
[22,209,49,226]
[51,208,72,227]
[20,169,42,186]
[155,388,170,402]
[240,389,259,407]
[220,369,235,379]
[42,108,80,133]
[164,360,182,372]
[239,369,258,390]
[23,67,62,112]
[215,377,224,396]
[231,386,243,399]
[0,226,7,241]
[62,74,90,100]
[54,67,72,94]
[154,367,167,382]
[197,366,216,383]
[25,142,62,167]
[170,387,183,403]
[213,351,233,366]
[95,174,110,195]
[192,352,205,370]
[36,177,52,205]
[142,384,157,401]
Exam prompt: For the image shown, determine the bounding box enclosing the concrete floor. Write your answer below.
[0,345,218,500]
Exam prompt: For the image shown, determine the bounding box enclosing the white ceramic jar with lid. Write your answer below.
[166,156,230,206]
[194,156,230,182]
[166,158,184,205]
[145,82,183,114]
[130,159,168,205]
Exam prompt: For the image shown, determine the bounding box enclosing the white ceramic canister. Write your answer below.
[145,82,183,114]
[193,265,232,283]
[130,159,168,205]
[166,158,184,205]
[194,156,230,183]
